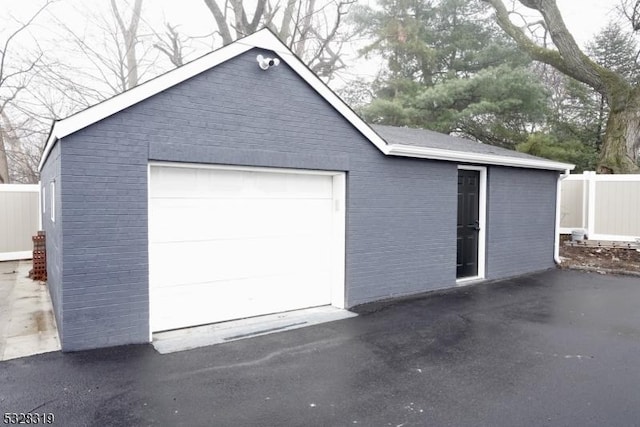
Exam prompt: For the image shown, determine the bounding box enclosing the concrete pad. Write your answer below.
[0,260,60,361]
[152,305,357,354]
[3,334,61,360]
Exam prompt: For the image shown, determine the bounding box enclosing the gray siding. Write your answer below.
[59,127,149,351]
[486,167,558,279]
[44,47,558,351]
[40,141,63,337]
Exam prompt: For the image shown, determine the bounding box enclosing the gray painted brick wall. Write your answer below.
[44,47,558,351]
[41,141,63,338]
[58,127,149,351]
[486,167,558,279]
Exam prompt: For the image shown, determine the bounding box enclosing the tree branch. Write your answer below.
[482,0,626,99]
[153,23,184,67]
[0,1,54,89]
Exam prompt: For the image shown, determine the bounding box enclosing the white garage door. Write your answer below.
[149,164,345,332]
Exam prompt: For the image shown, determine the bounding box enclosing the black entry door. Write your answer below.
[457,169,480,278]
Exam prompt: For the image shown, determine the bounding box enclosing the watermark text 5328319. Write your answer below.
[3,413,55,424]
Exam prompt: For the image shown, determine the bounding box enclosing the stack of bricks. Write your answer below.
[30,231,47,282]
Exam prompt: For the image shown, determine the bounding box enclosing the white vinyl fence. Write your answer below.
[560,171,640,242]
[0,184,41,261]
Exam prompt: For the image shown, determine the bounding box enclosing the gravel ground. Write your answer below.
[559,237,640,274]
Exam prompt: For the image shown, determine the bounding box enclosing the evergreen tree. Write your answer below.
[354,0,549,148]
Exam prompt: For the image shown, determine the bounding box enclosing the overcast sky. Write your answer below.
[535,0,618,44]
[1,0,623,89]
[143,0,619,47]
[4,0,620,47]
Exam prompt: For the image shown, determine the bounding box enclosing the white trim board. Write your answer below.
[588,233,640,242]
[564,173,640,182]
[147,160,340,176]
[456,165,487,283]
[38,28,574,173]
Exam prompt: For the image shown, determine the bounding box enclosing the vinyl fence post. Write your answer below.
[585,171,597,239]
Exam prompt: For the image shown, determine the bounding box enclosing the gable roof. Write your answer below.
[38,28,573,173]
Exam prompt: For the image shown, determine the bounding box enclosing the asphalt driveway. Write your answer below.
[1,269,640,426]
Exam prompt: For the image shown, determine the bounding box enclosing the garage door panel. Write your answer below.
[149,198,333,243]
[151,236,332,288]
[152,272,332,307]
[151,271,332,331]
[150,167,333,199]
[149,165,342,332]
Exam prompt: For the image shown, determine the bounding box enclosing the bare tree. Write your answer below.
[154,24,185,67]
[482,0,640,173]
[0,1,53,183]
[51,0,161,97]
[111,0,144,89]
[203,0,266,44]
[2,1,355,183]
[4,1,170,183]
[1,111,42,183]
[202,0,356,81]
[619,0,640,31]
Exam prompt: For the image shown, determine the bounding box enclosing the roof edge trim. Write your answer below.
[388,144,575,171]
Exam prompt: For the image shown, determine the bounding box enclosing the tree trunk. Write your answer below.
[482,0,640,173]
[598,96,640,173]
[295,0,316,57]
[111,0,142,89]
[279,0,298,43]
[203,0,233,44]
[595,94,606,150]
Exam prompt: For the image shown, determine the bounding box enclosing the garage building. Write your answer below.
[39,29,573,351]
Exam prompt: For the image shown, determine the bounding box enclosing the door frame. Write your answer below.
[147,161,346,338]
[456,165,487,284]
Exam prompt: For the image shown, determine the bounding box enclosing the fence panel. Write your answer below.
[560,172,640,242]
[0,184,40,261]
[559,178,584,230]
[594,180,640,238]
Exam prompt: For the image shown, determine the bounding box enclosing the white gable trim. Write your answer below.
[387,144,573,172]
[40,32,259,171]
[37,28,574,173]
[38,29,388,172]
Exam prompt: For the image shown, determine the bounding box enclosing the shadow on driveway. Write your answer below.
[1,269,639,426]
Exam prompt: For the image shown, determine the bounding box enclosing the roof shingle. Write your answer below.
[371,124,547,162]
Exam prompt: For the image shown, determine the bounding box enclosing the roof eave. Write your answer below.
[35,28,575,175]
[38,122,60,172]
[387,144,575,172]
